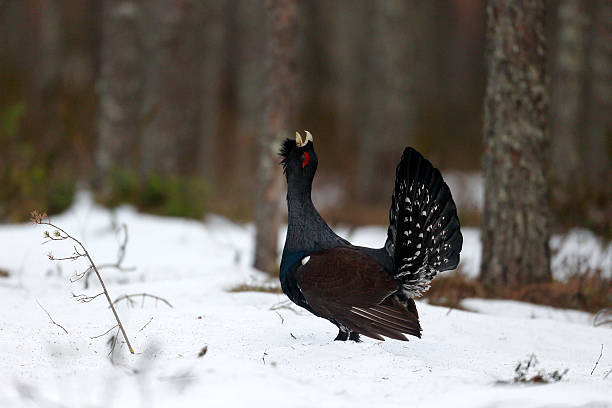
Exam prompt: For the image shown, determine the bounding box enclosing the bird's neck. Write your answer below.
[284,184,345,253]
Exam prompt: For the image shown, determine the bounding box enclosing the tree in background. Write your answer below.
[583,0,612,191]
[96,0,143,190]
[254,0,298,275]
[357,0,417,203]
[480,0,551,288]
[140,0,205,176]
[550,0,586,195]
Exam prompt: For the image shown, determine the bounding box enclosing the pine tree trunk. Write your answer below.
[198,0,225,186]
[584,0,612,182]
[254,0,298,275]
[140,0,204,176]
[550,0,587,197]
[480,0,551,288]
[96,0,143,184]
[358,0,417,203]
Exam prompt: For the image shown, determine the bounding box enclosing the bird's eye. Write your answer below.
[301,152,310,168]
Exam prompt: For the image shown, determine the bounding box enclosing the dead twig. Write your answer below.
[85,223,135,288]
[591,344,604,375]
[108,327,120,359]
[31,210,135,354]
[72,292,105,303]
[91,324,119,339]
[274,310,285,324]
[269,300,303,315]
[139,317,154,332]
[36,299,68,334]
[594,308,612,327]
[113,293,173,309]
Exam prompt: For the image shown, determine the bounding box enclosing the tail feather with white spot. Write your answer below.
[384,147,462,297]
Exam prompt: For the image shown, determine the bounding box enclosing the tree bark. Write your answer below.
[96,0,143,182]
[357,0,418,203]
[584,0,612,182]
[480,0,551,288]
[197,0,225,186]
[254,0,298,275]
[140,0,204,176]
[550,0,587,196]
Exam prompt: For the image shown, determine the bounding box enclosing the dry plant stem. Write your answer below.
[91,324,119,339]
[36,299,68,334]
[113,293,173,308]
[591,344,603,375]
[85,223,135,288]
[139,317,154,332]
[37,217,135,354]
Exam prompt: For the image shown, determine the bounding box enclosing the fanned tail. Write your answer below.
[385,147,462,297]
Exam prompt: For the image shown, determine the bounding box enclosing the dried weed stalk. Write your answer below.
[31,210,135,354]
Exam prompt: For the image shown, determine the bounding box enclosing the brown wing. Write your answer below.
[296,247,422,341]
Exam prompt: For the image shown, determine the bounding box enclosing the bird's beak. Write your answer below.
[296,130,313,147]
[295,131,304,147]
[305,130,313,144]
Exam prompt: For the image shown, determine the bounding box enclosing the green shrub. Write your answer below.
[100,169,210,219]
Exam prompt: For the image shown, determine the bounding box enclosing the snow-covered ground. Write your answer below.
[0,193,610,408]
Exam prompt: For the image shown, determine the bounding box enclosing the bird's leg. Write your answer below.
[334,327,349,341]
[348,331,361,342]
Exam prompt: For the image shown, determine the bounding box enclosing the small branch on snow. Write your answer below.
[112,293,173,309]
[108,327,121,359]
[591,344,604,376]
[270,300,302,315]
[91,324,119,339]
[72,291,105,303]
[139,317,154,332]
[36,299,68,334]
[273,310,284,324]
[593,308,612,327]
[84,223,136,288]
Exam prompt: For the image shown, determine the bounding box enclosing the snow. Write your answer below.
[0,192,611,408]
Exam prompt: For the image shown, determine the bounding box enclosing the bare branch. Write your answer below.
[36,300,68,334]
[591,344,604,375]
[84,223,135,288]
[69,267,91,283]
[270,300,303,315]
[139,317,154,332]
[48,253,84,262]
[72,292,105,303]
[594,308,612,327]
[91,324,119,339]
[113,293,173,309]
[108,327,120,359]
[273,310,284,324]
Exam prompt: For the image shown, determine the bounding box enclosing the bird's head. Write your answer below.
[280,131,318,188]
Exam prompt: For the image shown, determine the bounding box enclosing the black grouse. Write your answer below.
[279,131,462,341]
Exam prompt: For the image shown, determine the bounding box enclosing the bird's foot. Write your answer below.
[334,329,349,341]
[348,332,361,342]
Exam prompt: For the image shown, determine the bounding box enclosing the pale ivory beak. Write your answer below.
[296,130,313,147]
[305,130,313,143]
[295,131,304,147]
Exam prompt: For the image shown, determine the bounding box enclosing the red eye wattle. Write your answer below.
[301,152,310,168]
